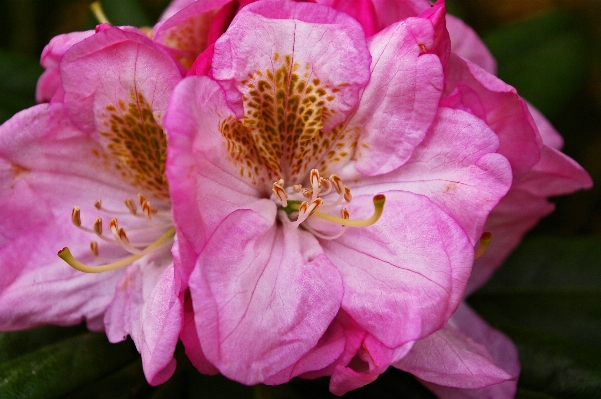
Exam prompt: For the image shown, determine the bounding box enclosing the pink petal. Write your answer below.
[211,0,371,127]
[36,30,95,102]
[369,0,431,29]
[61,25,182,136]
[527,103,564,149]
[190,209,342,384]
[417,303,519,399]
[321,190,473,349]
[315,0,379,36]
[153,0,233,69]
[446,15,496,75]
[180,290,219,375]
[353,15,444,176]
[516,145,593,197]
[165,76,343,384]
[104,260,182,385]
[443,54,542,179]
[355,107,512,245]
[0,103,136,329]
[467,189,555,294]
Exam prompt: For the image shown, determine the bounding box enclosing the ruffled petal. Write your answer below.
[446,15,496,75]
[190,208,343,384]
[321,191,473,349]
[0,103,138,329]
[467,189,554,294]
[353,16,444,175]
[355,107,512,245]
[443,54,542,179]
[153,0,233,69]
[61,25,182,138]
[211,0,371,129]
[416,303,519,399]
[104,258,181,385]
[36,30,95,102]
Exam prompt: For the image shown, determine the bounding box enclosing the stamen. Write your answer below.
[71,207,81,227]
[58,227,176,273]
[124,198,137,215]
[474,232,492,260]
[272,181,288,207]
[301,189,313,199]
[90,1,110,24]
[343,187,352,203]
[309,194,385,227]
[93,217,103,236]
[330,175,344,195]
[310,169,321,190]
[293,184,302,193]
[90,241,99,257]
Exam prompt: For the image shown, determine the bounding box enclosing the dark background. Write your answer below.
[0,1,599,398]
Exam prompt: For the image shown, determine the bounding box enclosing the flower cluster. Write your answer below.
[0,0,592,398]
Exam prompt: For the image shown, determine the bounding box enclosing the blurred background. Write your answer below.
[0,1,599,398]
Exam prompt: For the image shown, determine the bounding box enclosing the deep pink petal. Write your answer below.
[527,103,563,150]
[395,320,512,389]
[211,0,371,127]
[153,0,232,69]
[180,290,219,375]
[443,54,542,179]
[190,209,342,384]
[446,15,496,75]
[369,0,430,29]
[467,189,555,294]
[61,25,182,136]
[353,16,444,175]
[355,107,512,245]
[321,191,473,348]
[418,303,519,398]
[315,0,379,36]
[516,145,592,197]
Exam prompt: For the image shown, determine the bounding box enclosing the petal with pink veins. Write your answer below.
[414,302,519,399]
[190,208,343,384]
[321,191,473,349]
[353,16,444,176]
[355,107,512,245]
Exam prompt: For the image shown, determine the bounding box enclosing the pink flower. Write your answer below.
[0,25,184,385]
[164,0,513,391]
[303,1,592,397]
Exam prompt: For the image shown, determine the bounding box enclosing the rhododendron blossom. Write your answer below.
[164,0,515,393]
[0,20,186,386]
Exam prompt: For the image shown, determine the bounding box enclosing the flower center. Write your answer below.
[272,169,385,239]
[59,194,174,273]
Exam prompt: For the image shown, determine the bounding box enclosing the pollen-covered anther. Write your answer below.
[293,184,302,193]
[272,180,288,207]
[90,241,99,257]
[341,208,349,219]
[301,189,313,199]
[71,207,82,227]
[343,187,352,203]
[94,199,102,210]
[310,169,321,190]
[124,198,137,215]
[93,217,103,236]
[330,174,344,195]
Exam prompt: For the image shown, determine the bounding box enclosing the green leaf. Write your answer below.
[483,11,588,117]
[0,324,86,364]
[0,332,139,399]
[0,50,42,124]
[497,325,601,399]
[90,0,151,28]
[469,236,601,398]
